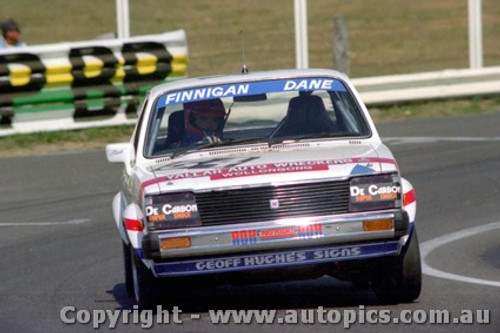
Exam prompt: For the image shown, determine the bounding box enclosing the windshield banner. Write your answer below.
[156,78,347,108]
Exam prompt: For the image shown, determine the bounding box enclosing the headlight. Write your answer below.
[349,174,402,212]
[144,192,201,230]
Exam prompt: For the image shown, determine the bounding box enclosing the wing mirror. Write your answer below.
[106,143,135,174]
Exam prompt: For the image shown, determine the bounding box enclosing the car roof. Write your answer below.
[148,68,350,97]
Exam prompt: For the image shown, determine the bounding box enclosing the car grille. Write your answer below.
[195,180,351,226]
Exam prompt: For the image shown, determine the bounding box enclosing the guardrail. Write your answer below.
[0,30,187,136]
[352,66,500,105]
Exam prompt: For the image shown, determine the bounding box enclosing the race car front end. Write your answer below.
[138,172,412,280]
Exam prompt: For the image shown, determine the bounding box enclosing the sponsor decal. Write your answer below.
[157,78,347,108]
[231,230,258,246]
[163,84,250,105]
[350,183,401,203]
[165,157,260,170]
[283,79,338,91]
[155,241,400,276]
[260,227,296,240]
[145,192,201,228]
[231,224,323,245]
[143,158,396,187]
[297,224,323,238]
[161,203,198,217]
[350,164,375,175]
[209,163,329,180]
[349,175,401,211]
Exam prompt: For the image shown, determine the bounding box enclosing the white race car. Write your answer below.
[106,68,421,307]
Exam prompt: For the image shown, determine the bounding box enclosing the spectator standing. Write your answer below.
[0,19,26,49]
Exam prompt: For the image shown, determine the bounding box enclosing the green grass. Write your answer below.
[0,126,134,156]
[1,0,500,155]
[369,96,500,122]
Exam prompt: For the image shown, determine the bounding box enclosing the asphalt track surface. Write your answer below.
[1,112,499,332]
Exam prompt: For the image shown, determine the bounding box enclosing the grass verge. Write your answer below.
[0,126,134,157]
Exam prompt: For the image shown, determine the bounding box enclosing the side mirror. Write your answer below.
[106,143,135,173]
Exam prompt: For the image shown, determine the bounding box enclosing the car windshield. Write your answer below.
[144,77,370,158]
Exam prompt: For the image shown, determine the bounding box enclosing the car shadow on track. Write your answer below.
[107,276,380,312]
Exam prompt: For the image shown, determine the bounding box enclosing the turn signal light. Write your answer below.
[160,237,191,250]
[363,219,394,232]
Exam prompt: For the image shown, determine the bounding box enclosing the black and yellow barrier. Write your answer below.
[0,30,187,135]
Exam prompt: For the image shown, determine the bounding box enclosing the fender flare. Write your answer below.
[401,177,417,224]
[112,192,146,249]
[112,193,155,272]
[121,202,145,249]
[398,177,417,250]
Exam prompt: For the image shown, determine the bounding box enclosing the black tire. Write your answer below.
[372,229,422,304]
[122,242,133,296]
[130,247,157,309]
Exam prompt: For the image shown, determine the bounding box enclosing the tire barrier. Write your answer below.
[0,30,187,136]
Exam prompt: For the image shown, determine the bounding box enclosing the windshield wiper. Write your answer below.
[291,132,359,141]
[219,137,270,146]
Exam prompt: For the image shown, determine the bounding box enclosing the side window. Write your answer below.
[132,95,149,153]
[328,90,370,136]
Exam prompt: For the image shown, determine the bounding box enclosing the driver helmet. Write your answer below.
[184,99,225,137]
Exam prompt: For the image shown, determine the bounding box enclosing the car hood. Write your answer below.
[144,142,398,195]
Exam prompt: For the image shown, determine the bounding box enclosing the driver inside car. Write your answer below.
[180,99,226,146]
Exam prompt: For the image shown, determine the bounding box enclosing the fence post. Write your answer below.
[333,15,350,76]
[468,0,483,68]
[116,0,130,39]
[294,0,309,69]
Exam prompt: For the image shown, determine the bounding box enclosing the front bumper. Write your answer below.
[142,210,408,258]
[143,210,409,277]
[154,239,402,277]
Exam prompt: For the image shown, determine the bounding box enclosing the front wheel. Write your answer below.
[123,242,133,296]
[130,248,157,309]
[372,229,422,304]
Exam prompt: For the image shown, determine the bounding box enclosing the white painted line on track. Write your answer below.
[0,219,91,227]
[420,221,500,287]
